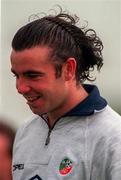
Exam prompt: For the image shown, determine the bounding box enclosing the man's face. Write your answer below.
[11,46,69,118]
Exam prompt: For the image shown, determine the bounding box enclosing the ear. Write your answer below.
[63,58,77,81]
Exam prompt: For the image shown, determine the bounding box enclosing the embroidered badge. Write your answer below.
[59,158,73,175]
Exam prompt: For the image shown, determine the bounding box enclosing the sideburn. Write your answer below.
[54,63,63,78]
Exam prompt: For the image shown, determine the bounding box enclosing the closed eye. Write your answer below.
[24,71,45,79]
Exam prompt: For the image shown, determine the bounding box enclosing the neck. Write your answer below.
[47,84,88,128]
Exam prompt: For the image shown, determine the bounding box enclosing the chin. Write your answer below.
[30,108,46,116]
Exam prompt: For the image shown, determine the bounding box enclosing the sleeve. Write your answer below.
[106,129,121,180]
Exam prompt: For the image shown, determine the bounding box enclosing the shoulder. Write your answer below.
[13,115,42,146]
[90,105,121,129]
[17,115,40,132]
[88,105,121,141]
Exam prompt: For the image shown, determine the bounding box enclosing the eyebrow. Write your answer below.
[11,69,45,75]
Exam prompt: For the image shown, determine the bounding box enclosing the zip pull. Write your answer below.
[45,129,52,146]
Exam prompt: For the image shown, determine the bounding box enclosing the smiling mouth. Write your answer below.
[25,96,41,103]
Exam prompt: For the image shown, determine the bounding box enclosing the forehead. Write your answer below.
[11,46,53,66]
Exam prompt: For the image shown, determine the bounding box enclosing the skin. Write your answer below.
[0,134,12,180]
[11,46,88,127]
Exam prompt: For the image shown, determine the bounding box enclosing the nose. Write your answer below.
[16,78,31,94]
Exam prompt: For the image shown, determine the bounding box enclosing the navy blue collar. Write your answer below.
[63,84,107,117]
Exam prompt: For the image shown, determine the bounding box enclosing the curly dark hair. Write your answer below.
[12,7,104,83]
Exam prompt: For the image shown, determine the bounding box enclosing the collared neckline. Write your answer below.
[41,84,107,145]
[63,84,107,117]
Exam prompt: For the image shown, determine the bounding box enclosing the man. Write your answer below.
[0,119,16,180]
[10,9,121,180]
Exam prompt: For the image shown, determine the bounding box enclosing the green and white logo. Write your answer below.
[59,158,73,175]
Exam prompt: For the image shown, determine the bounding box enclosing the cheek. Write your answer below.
[34,78,67,99]
[49,85,68,103]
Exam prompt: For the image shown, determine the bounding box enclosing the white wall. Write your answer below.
[1,0,121,127]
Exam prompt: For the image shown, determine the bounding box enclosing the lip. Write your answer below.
[24,96,41,103]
